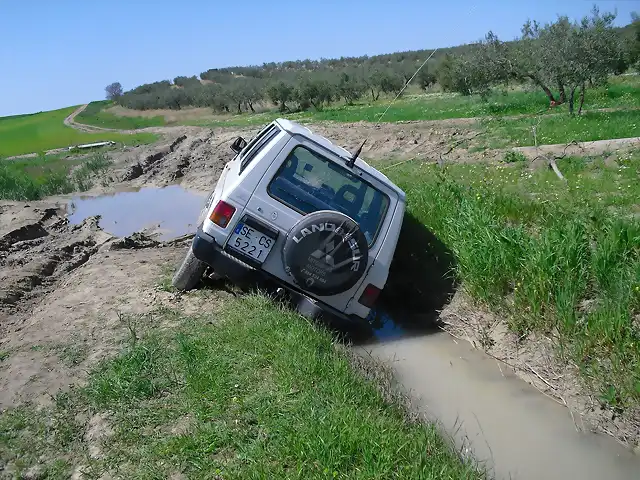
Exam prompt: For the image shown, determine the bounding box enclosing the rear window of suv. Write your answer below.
[267,146,390,245]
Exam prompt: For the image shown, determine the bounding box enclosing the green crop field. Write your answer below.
[0,106,157,157]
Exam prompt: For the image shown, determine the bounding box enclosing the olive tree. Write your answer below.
[266,81,294,112]
[294,77,335,111]
[337,71,365,104]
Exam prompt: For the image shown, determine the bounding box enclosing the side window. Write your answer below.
[239,125,279,174]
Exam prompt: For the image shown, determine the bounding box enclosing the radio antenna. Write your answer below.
[347,48,439,166]
[374,48,439,129]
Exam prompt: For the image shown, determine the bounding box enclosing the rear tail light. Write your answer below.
[209,200,236,228]
[358,284,381,308]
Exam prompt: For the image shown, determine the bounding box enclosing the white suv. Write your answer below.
[173,119,406,323]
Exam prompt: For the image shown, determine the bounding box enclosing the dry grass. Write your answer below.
[105,105,213,123]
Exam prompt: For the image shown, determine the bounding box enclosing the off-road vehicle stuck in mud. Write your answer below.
[173,119,406,323]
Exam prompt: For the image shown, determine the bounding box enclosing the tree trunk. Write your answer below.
[249,102,255,113]
[529,75,557,103]
[370,88,376,101]
[578,82,586,115]
[557,79,566,104]
[568,86,577,115]
[236,102,242,114]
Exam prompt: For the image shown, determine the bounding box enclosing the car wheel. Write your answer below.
[172,245,206,291]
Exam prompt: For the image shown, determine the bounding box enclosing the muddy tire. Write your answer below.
[172,246,206,291]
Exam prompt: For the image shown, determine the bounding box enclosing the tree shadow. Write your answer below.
[340,211,459,344]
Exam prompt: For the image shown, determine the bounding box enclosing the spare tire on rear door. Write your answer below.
[283,210,369,296]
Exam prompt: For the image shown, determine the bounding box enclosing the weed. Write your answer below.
[504,150,527,163]
[54,342,89,368]
[157,264,177,293]
[0,401,81,478]
[0,151,113,201]
[71,152,112,191]
[117,311,142,347]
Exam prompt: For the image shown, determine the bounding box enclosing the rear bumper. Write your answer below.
[192,228,256,285]
[191,228,367,325]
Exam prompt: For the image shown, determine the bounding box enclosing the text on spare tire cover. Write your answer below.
[292,222,361,273]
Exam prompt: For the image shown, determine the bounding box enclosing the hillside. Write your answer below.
[0,106,157,157]
[112,16,638,113]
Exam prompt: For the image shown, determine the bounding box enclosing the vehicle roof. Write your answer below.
[274,118,406,200]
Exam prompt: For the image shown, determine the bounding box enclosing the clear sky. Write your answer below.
[1,0,637,117]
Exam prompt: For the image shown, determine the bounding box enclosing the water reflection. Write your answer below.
[67,185,205,240]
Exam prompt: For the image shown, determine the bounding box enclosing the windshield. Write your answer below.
[267,146,390,245]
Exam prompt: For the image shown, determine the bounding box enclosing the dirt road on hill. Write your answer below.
[2,124,640,479]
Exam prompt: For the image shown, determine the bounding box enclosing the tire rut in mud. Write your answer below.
[118,130,235,190]
[0,208,111,335]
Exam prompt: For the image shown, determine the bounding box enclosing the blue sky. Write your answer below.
[1,0,637,117]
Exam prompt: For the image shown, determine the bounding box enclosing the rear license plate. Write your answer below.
[227,222,274,263]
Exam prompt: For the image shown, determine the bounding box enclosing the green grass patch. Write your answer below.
[486,109,640,147]
[388,150,640,411]
[0,106,157,157]
[0,294,481,479]
[76,101,165,130]
[192,77,640,127]
[0,152,113,200]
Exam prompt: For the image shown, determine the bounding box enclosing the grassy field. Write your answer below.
[486,109,640,147]
[0,152,112,200]
[189,76,640,128]
[0,106,157,157]
[387,149,640,411]
[76,101,166,130]
[0,293,481,479]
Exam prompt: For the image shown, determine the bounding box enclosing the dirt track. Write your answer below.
[2,123,640,478]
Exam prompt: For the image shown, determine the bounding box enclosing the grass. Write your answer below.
[0,151,113,200]
[191,76,640,128]
[388,149,640,411]
[0,106,157,157]
[485,109,640,147]
[0,294,481,479]
[75,101,166,130]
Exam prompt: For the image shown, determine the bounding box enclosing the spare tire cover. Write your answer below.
[283,210,369,296]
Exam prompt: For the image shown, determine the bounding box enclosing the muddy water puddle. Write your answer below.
[67,185,205,240]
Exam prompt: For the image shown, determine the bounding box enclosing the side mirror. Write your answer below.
[230,136,247,154]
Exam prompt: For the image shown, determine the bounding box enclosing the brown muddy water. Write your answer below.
[67,185,205,240]
[357,332,640,480]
